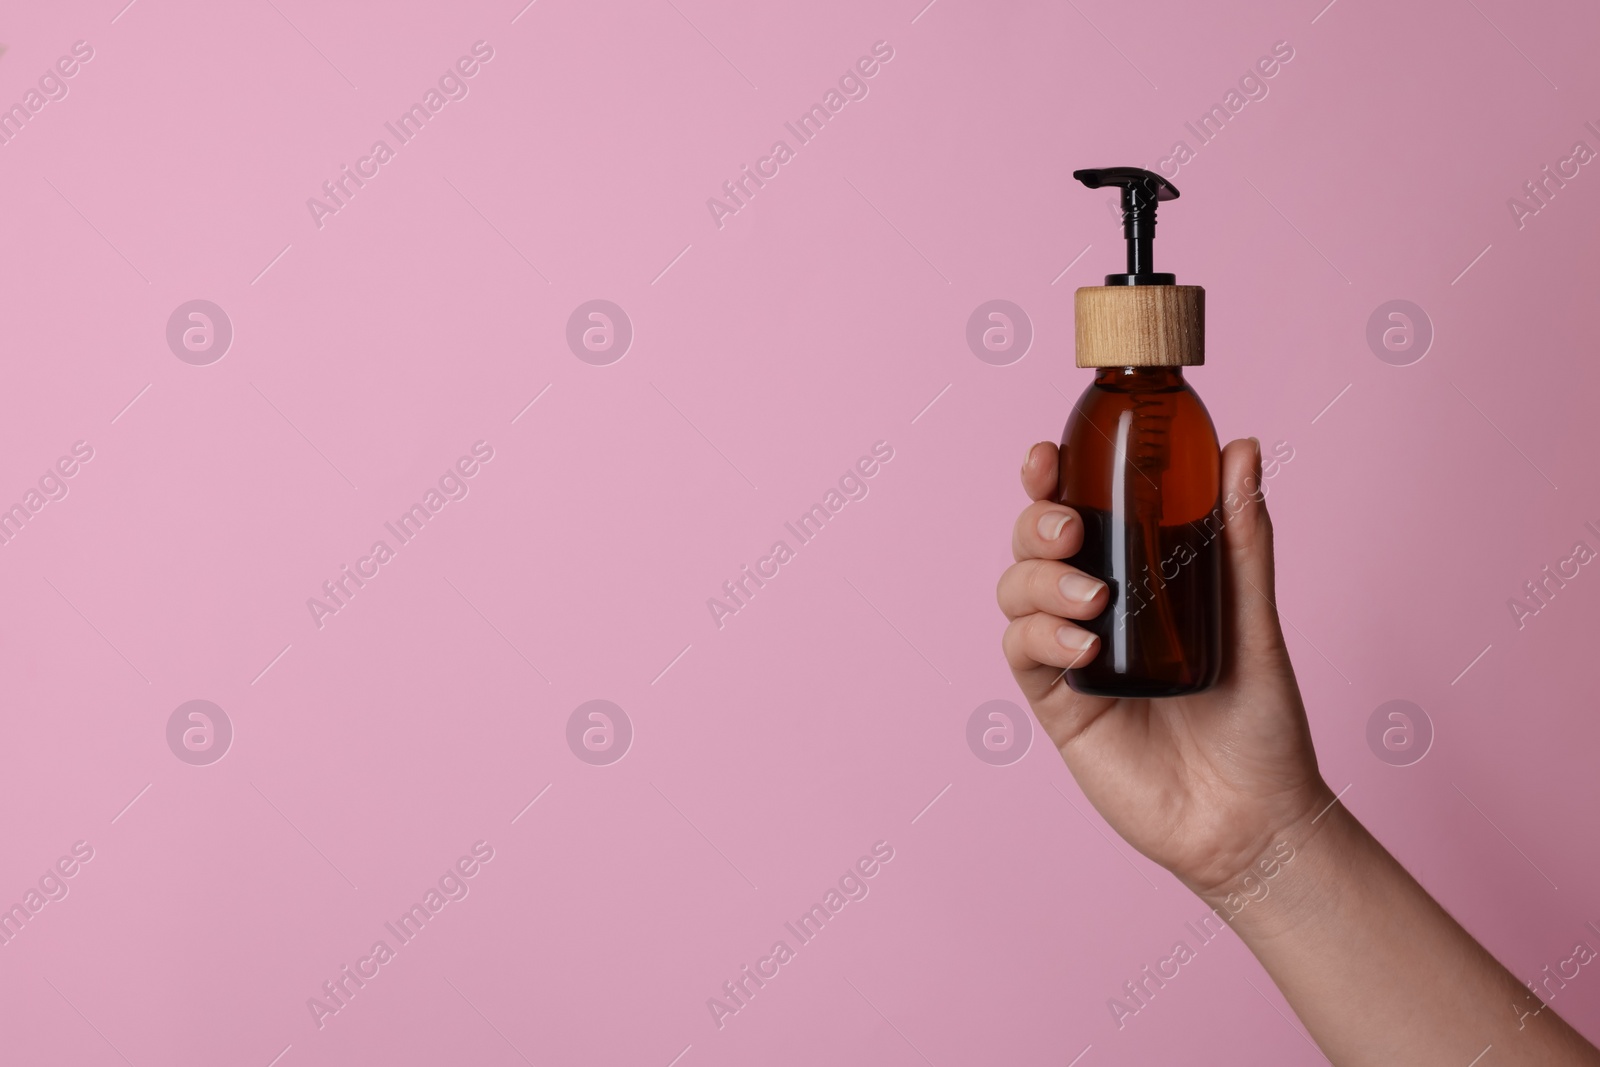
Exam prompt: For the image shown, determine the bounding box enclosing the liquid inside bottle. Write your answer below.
[1057,366,1221,697]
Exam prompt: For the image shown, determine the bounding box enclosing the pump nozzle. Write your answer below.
[1073,167,1180,286]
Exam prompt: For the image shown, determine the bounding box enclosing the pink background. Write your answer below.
[2,0,1598,1063]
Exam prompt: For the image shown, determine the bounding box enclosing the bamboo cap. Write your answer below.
[1074,285,1204,368]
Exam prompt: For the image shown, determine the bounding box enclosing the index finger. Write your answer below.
[1021,441,1059,502]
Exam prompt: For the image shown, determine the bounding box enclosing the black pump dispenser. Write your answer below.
[1072,167,1180,286]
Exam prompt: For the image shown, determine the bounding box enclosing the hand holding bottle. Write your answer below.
[999,435,1329,896]
[1000,436,1600,1065]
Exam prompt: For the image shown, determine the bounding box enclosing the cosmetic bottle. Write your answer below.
[1058,167,1221,697]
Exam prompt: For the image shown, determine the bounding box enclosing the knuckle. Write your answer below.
[1029,560,1058,604]
[996,565,1023,615]
[1000,618,1028,666]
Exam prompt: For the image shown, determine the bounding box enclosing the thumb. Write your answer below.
[1220,437,1288,661]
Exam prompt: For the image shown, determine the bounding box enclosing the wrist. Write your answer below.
[1184,782,1363,943]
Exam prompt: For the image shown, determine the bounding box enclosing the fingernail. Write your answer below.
[1056,625,1096,651]
[1037,511,1073,541]
[1249,436,1261,465]
[1023,442,1041,473]
[1059,573,1105,603]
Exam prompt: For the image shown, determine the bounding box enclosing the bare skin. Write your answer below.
[999,437,1600,1066]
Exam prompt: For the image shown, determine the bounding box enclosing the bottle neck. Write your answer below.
[1093,366,1186,389]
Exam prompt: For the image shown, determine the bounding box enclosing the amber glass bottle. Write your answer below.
[1060,167,1221,697]
[1058,367,1221,696]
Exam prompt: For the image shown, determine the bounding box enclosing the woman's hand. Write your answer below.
[998,437,1332,896]
[1003,438,1600,1064]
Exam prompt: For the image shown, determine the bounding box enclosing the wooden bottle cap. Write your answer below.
[1074,285,1204,368]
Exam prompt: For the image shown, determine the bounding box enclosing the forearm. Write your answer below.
[1197,793,1600,1066]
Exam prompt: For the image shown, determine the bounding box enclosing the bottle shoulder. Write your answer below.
[1068,377,1218,438]
[1060,373,1221,522]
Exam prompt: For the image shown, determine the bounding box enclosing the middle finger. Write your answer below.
[997,558,1108,621]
